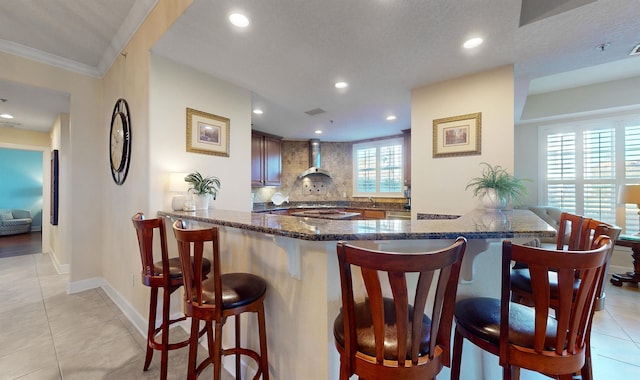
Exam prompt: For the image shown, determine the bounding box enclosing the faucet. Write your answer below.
[368,197,376,208]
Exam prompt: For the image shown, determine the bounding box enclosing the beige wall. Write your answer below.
[0,51,102,284]
[100,0,193,318]
[148,54,252,214]
[0,126,50,147]
[411,65,516,216]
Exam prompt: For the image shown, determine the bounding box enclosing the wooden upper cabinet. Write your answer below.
[251,131,282,187]
[251,133,264,186]
[402,129,411,186]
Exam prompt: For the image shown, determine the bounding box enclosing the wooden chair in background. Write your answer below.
[131,213,210,380]
[333,237,467,380]
[172,219,269,380]
[452,236,613,380]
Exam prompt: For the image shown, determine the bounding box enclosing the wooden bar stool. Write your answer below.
[333,237,467,380]
[452,236,613,380]
[131,213,211,380]
[172,219,269,380]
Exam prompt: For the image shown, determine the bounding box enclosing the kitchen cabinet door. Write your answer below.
[251,131,282,187]
[251,132,265,187]
[362,209,386,219]
[264,135,282,186]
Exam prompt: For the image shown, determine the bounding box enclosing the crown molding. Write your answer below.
[98,0,159,74]
[0,38,101,78]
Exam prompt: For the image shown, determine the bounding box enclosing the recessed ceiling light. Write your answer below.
[386,115,397,121]
[334,81,348,89]
[463,37,483,49]
[0,113,13,119]
[229,13,249,28]
[314,130,323,134]
[253,108,263,115]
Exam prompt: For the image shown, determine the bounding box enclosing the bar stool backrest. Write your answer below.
[132,212,171,287]
[335,237,467,379]
[500,236,613,373]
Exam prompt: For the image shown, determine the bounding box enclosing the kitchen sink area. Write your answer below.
[385,210,411,220]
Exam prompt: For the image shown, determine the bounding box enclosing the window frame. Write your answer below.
[352,137,404,198]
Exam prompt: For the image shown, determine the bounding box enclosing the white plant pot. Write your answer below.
[194,194,211,210]
[481,189,508,210]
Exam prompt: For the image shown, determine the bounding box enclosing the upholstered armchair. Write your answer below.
[0,209,33,236]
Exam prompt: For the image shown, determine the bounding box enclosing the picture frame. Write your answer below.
[50,149,59,225]
[186,108,230,157]
[432,112,481,158]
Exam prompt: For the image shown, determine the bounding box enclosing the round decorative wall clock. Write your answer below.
[109,98,132,185]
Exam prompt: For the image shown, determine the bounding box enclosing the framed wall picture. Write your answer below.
[432,112,481,158]
[186,108,230,157]
[50,149,59,225]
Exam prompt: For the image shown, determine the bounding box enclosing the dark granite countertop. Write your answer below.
[158,208,556,242]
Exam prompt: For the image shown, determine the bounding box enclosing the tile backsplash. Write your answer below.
[252,140,408,209]
[253,140,352,203]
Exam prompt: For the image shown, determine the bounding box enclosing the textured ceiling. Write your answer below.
[1,0,640,141]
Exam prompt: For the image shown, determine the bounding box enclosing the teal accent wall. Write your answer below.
[0,148,43,231]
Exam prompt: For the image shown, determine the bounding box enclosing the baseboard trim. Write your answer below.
[67,276,103,294]
[46,249,69,274]
[100,279,148,337]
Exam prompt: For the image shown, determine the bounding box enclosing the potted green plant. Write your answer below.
[465,162,528,209]
[184,171,221,210]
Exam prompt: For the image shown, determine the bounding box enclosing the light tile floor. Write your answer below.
[0,253,232,380]
[1,252,639,379]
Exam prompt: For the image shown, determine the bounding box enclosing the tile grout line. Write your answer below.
[33,254,64,380]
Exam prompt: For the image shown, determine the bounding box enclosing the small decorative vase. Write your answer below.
[481,189,508,210]
[171,195,186,211]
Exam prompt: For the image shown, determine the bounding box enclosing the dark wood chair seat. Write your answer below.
[454,297,558,350]
[333,297,432,360]
[153,256,211,278]
[199,273,266,308]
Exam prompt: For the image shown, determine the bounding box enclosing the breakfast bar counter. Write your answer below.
[157,208,555,379]
[158,208,555,241]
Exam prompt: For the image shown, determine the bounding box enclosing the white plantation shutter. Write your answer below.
[582,128,615,222]
[542,117,640,233]
[546,132,577,213]
[356,147,376,193]
[379,144,403,193]
[353,138,403,196]
[624,125,640,232]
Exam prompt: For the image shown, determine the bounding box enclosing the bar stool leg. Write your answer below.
[214,321,224,380]
[160,288,171,380]
[451,329,463,380]
[144,287,158,371]
[188,318,200,380]
[235,314,241,378]
[257,302,269,380]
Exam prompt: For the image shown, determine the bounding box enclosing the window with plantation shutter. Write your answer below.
[353,138,404,197]
[541,117,640,233]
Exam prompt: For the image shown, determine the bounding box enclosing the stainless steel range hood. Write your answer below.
[298,139,331,178]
